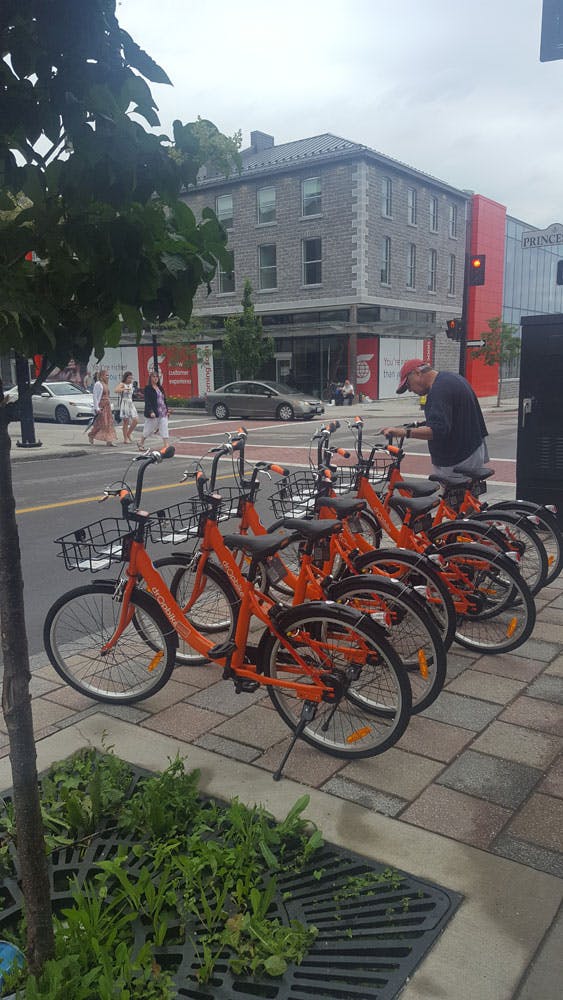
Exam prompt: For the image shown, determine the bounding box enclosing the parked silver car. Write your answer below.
[4,382,95,423]
[206,380,324,421]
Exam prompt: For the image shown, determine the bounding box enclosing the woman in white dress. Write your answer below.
[115,371,139,444]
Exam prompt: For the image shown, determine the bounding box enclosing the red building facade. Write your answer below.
[465,195,507,396]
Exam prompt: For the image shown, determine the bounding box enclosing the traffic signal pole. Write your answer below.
[459,255,470,378]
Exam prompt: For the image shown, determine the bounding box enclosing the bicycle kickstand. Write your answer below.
[272,700,317,781]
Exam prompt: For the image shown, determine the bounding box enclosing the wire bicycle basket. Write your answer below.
[54,518,133,572]
[269,471,322,519]
[147,487,245,545]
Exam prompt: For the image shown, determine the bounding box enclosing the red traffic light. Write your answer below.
[468,254,486,286]
[446,319,463,341]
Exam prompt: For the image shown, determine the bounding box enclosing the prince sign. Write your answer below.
[521,222,563,249]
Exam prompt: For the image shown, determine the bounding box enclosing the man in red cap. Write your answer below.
[382,360,489,479]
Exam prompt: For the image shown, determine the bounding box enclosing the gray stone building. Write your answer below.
[183,130,469,399]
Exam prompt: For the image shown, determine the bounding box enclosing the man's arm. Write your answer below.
[381,424,433,440]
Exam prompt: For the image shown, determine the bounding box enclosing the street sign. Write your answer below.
[521,222,563,249]
[466,340,485,348]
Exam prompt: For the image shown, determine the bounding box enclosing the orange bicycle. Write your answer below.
[44,446,412,778]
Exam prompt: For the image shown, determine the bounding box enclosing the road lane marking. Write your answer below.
[15,472,236,515]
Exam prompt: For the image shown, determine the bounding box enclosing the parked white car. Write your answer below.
[4,382,95,423]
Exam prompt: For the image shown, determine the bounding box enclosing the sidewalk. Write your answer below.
[4,396,563,997]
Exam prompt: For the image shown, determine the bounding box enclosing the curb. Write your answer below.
[10,447,89,463]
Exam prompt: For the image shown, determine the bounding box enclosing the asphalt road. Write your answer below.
[11,408,518,657]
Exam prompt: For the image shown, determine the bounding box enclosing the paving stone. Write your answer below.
[527,621,563,645]
[257,740,345,786]
[492,835,563,878]
[508,793,563,853]
[194,733,262,763]
[421,691,500,731]
[437,749,541,809]
[322,776,406,817]
[31,697,77,731]
[500,696,563,736]
[445,669,526,704]
[539,755,563,798]
[472,721,562,769]
[401,784,511,849]
[469,653,545,682]
[545,653,563,677]
[441,654,473,680]
[342,748,443,800]
[535,606,563,626]
[396,715,473,762]
[212,704,291,750]
[29,674,60,698]
[526,674,563,705]
[511,639,560,663]
[82,703,148,724]
[44,685,100,712]
[187,681,264,716]
[171,663,223,689]
[141,702,225,742]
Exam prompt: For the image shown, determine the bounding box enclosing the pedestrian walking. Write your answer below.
[138,370,170,450]
[381,359,489,481]
[115,371,139,444]
[87,369,117,446]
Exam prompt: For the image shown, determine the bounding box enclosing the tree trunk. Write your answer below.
[0,406,55,973]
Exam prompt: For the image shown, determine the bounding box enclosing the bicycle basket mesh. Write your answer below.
[269,471,319,518]
[147,488,244,545]
[54,518,132,572]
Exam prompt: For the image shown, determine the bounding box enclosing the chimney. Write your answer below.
[250,131,274,153]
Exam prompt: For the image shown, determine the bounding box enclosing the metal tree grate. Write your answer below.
[0,766,461,999]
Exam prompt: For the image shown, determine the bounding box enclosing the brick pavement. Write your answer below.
[13,566,563,882]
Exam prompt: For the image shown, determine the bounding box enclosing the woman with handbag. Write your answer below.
[87,370,117,446]
[138,370,170,450]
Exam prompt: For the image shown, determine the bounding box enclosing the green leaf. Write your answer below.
[120,30,173,86]
[263,954,288,976]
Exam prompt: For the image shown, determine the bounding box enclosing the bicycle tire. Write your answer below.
[469,510,548,595]
[259,602,411,758]
[327,575,447,714]
[488,501,563,586]
[437,542,536,653]
[44,581,176,703]
[352,547,457,650]
[168,558,239,666]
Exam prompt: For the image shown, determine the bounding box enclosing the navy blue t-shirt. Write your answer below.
[423,371,488,467]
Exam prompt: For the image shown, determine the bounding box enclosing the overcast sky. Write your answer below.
[118,0,562,228]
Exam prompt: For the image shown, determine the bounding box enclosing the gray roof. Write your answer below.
[198,131,469,198]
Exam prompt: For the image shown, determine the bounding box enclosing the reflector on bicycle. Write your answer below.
[418,650,428,678]
[346,727,372,744]
[148,651,164,672]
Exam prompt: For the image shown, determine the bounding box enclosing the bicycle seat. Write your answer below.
[222,532,297,560]
[316,496,366,518]
[428,472,471,487]
[277,517,341,541]
[393,477,440,497]
[451,464,494,481]
[389,492,438,515]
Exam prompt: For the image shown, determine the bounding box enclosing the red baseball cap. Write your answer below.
[396,359,426,394]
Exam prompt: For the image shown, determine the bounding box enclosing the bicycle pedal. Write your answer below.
[234,679,261,693]
[208,639,237,659]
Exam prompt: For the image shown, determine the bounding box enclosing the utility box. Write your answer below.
[517,313,563,524]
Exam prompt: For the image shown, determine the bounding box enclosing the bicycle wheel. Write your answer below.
[488,501,563,586]
[260,602,411,758]
[44,581,176,703]
[437,542,536,653]
[328,575,447,714]
[353,548,457,650]
[469,511,548,595]
[168,558,239,666]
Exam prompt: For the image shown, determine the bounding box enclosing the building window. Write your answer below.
[382,176,393,217]
[407,243,416,289]
[259,244,277,289]
[428,249,437,292]
[381,236,391,285]
[407,187,417,226]
[219,255,235,293]
[216,193,233,230]
[302,177,322,217]
[448,253,456,294]
[449,204,458,238]
[430,196,439,233]
[302,237,322,285]
[257,186,276,224]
